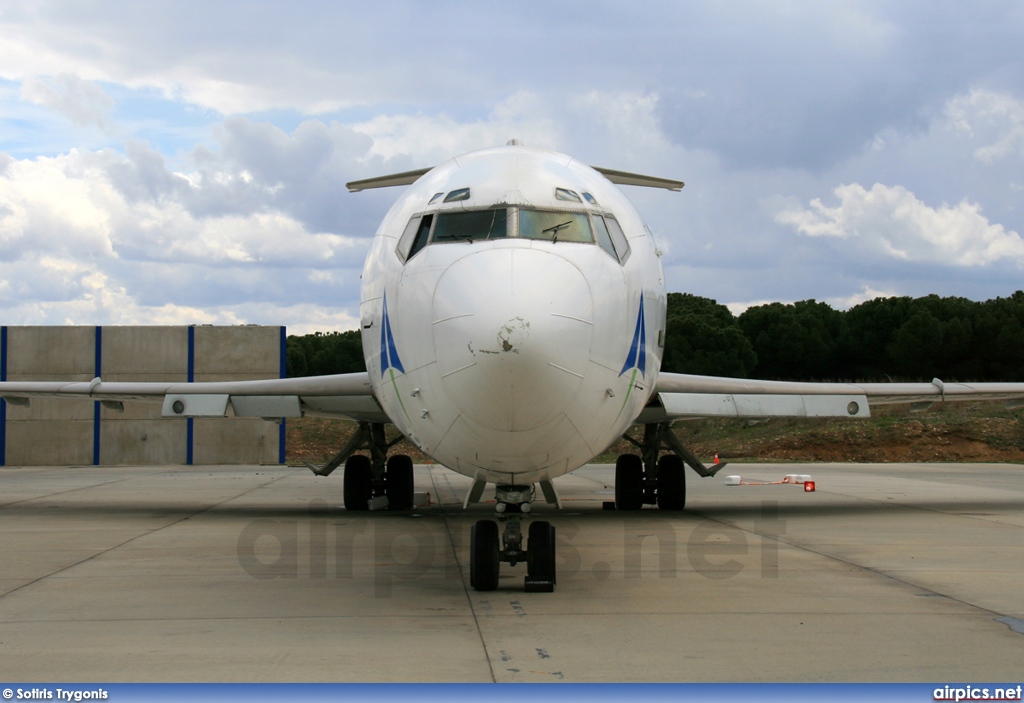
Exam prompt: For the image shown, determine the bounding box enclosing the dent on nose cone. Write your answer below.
[433,248,593,432]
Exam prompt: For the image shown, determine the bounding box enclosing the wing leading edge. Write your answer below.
[642,372,1024,424]
[0,372,387,424]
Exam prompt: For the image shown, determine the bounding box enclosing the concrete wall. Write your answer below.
[0,326,286,466]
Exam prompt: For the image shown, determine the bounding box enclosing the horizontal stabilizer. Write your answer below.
[592,166,684,191]
[346,168,433,192]
[346,163,683,192]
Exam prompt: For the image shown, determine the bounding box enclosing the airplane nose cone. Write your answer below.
[432,247,593,432]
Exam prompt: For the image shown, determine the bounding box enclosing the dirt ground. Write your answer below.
[654,403,1024,463]
[286,402,1024,465]
[686,416,1024,463]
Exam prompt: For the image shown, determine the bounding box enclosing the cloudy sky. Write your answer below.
[1,1,1022,334]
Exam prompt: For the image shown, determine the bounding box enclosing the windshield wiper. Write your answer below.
[542,220,573,242]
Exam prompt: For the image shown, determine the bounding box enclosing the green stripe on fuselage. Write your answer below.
[388,367,412,423]
[615,367,639,422]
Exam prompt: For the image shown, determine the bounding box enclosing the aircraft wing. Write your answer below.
[640,372,1024,423]
[0,372,388,424]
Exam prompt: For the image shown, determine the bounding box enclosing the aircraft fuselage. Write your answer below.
[359,145,667,486]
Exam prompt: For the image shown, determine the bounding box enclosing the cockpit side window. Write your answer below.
[432,209,507,243]
[592,215,618,260]
[604,216,631,263]
[409,214,434,259]
[518,210,593,243]
[396,213,434,262]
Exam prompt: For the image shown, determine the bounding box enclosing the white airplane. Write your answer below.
[3,140,1024,592]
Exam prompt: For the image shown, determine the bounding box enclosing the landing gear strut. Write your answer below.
[305,421,414,511]
[614,422,728,511]
[470,485,556,592]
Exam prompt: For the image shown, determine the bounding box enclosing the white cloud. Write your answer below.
[0,144,367,328]
[0,148,365,268]
[350,89,681,180]
[724,299,777,317]
[775,182,1024,267]
[824,286,900,310]
[2,3,1023,330]
[945,89,1024,164]
[109,204,362,267]
[723,286,900,317]
[0,151,117,260]
[0,264,361,331]
[262,304,361,337]
[351,92,564,165]
[20,74,114,130]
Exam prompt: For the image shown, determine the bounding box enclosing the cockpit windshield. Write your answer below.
[518,210,593,243]
[397,206,627,264]
[432,209,508,243]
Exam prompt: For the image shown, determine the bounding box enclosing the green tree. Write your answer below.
[286,330,366,377]
[662,293,756,377]
[839,296,914,379]
[974,291,1024,380]
[887,310,945,377]
[738,300,843,379]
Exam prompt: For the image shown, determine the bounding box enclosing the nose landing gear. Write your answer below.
[470,484,556,592]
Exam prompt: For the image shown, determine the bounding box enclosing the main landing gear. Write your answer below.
[614,422,728,511]
[470,485,556,592]
[304,421,414,511]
